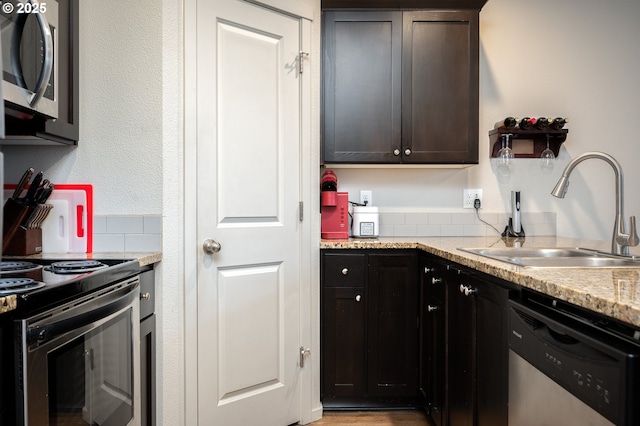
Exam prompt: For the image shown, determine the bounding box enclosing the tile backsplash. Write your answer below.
[91,211,554,251]
[378,209,556,237]
[93,215,162,252]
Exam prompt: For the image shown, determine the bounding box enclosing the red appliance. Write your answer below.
[321,170,349,239]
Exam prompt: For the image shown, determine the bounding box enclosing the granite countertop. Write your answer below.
[5,251,162,267]
[321,236,640,329]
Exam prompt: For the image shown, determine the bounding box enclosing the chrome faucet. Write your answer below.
[551,151,639,256]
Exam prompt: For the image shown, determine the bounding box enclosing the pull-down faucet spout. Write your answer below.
[551,151,639,256]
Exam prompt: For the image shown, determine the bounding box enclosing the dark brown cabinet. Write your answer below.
[322,7,482,164]
[139,267,156,426]
[3,0,79,145]
[426,256,512,426]
[322,248,511,423]
[420,254,446,425]
[321,250,419,408]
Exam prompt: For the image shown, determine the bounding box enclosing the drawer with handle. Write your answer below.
[321,252,366,287]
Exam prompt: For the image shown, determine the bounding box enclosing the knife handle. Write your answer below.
[24,171,44,205]
[12,168,34,200]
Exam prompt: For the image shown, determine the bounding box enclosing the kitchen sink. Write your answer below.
[458,247,640,268]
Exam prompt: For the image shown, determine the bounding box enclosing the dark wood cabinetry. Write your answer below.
[321,250,419,408]
[420,255,446,425]
[322,248,511,423]
[425,255,512,426]
[139,267,156,426]
[322,11,402,164]
[322,6,482,164]
[3,0,79,145]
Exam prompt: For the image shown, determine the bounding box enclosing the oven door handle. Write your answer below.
[27,285,137,345]
[10,0,54,107]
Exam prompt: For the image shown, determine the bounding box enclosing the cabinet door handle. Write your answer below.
[355,294,362,302]
[424,267,434,273]
[393,149,401,156]
[427,305,440,312]
[460,284,477,297]
[404,148,412,156]
[432,277,442,285]
[341,268,349,275]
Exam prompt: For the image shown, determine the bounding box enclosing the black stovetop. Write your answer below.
[0,258,140,317]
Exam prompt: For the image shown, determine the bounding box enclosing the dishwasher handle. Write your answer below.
[510,302,616,364]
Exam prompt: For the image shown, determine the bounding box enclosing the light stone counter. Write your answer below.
[7,252,162,267]
[321,236,640,329]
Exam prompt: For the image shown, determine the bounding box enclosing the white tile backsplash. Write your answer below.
[378,210,556,237]
[93,215,162,252]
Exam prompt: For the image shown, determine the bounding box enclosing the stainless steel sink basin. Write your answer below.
[458,247,640,268]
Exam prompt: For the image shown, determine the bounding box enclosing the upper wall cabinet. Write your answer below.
[3,0,79,145]
[322,2,485,165]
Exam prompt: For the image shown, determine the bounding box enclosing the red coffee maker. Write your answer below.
[321,170,349,239]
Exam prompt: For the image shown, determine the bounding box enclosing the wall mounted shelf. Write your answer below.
[489,128,568,158]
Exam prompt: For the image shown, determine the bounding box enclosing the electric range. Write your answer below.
[0,258,143,425]
[0,258,141,317]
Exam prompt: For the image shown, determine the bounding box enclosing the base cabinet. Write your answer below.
[424,255,512,426]
[322,248,512,423]
[321,250,419,408]
[139,267,156,426]
[420,255,445,425]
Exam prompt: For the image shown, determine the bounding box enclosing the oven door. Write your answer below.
[1,0,58,118]
[15,277,140,425]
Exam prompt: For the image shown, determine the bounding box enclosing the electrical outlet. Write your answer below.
[360,190,373,206]
[463,189,482,209]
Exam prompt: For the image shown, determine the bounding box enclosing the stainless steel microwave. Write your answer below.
[1,0,58,119]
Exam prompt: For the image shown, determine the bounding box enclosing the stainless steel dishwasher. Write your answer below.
[508,292,640,426]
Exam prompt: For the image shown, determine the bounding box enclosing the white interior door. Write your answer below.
[195,0,302,424]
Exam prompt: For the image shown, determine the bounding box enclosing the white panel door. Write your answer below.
[195,0,302,424]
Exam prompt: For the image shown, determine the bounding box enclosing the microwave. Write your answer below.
[1,0,58,119]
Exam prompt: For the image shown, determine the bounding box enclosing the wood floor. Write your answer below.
[310,410,434,425]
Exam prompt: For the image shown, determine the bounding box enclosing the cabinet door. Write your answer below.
[140,314,156,426]
[323,11,402,163]
[446,267,476,426]
[321,286,366,399]
[475,279,510,426]
[402,10,479,164]
[420,256,445,426]
[367,251,419,398]
[321,251,367,402]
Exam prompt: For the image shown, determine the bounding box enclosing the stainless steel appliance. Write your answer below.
[1,0,58,119]
[509,292,640,426]
[0,258,141,425]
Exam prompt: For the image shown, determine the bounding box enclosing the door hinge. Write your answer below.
[300,347,310,368]
[299,51,309,74]
[299,201,304,222]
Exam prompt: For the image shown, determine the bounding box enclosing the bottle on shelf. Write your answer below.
[518,117,537,130]
[534,117,549,130]
[549,117,569,130]
[494,117,519,130]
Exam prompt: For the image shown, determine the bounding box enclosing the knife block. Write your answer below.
[2,198,31,253]
[4,227,43,255]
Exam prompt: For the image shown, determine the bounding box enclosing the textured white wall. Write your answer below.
[332,0,640,243]
[1,0,163,216]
